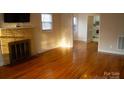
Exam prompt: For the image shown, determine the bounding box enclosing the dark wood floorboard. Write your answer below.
[0,41,124,79]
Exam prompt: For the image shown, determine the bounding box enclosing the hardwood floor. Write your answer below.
[0,41,124,79]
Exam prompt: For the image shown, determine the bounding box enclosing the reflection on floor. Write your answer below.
[0,41,124,79]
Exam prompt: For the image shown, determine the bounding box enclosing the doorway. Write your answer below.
[92,16,100,42]
[87,15,100,43]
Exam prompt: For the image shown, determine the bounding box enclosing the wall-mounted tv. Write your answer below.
[4,13,30,23]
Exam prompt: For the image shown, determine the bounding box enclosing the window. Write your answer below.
[41,14,52,31]
[73,16,78,32]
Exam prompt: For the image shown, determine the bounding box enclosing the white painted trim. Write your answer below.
[98,49,124,55]
[38,46,60,53]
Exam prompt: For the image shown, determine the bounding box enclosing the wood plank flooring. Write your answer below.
[0,41,124,79]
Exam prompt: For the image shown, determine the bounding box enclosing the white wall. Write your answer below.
[31,13,74,54]
[30,13,73,53]
[99,13,124,55]
[60,13,73,47]
[87,16,94,42]
[77,14,88,42]
[30,13,74,54]
[30,13,61,53]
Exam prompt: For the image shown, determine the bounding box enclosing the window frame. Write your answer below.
[41,13,53,31]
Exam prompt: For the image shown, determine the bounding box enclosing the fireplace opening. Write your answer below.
[9,39,31,65]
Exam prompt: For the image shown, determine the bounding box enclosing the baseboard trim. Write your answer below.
[39,46,59,54]
[98,49,124,55]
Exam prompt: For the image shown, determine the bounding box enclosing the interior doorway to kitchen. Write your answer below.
[87,15,100,43]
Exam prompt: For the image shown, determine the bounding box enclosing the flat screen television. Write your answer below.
[4,13,30,23]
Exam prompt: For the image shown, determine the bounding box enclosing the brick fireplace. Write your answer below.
[0,27,34,66]
[9,39,31,65]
